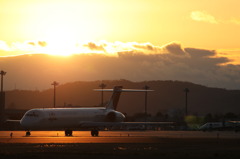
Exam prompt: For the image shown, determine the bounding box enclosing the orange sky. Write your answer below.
[0,0,240,60]
[1,0,240,90]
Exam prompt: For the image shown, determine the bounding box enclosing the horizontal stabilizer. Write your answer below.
[5,120,21,123]
[94,89,154,92]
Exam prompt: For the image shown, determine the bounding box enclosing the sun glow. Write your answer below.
[38,39,77,56]
[10,40,121,57]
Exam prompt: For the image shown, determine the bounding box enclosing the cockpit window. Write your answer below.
[26,111,38,117]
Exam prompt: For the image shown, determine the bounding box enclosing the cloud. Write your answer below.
[83,42,106,52]
[28,41,47,47]
[1,40,240,90]
[0,40,231,60]
[190,11,240,26]
[28,42,35,46]
[0,41,10,51]
[164,42,186,55]
[185,48,215,58]
[131,42,163,53]
[190,11,218,24]
[115,47,238,89]
[230,17,240,25]
[38,41,47,47]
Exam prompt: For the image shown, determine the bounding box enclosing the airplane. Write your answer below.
[199,121,240,132]
[10,86,174,136]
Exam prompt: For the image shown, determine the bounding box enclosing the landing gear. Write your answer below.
[26,131,31,136]
[65,130,73,136]
[91,129,99,137]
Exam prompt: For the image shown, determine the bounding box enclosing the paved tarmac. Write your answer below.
[1,130,240,143]
[1,131,240,159]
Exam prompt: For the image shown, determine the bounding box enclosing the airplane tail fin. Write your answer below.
[94,86,123,110]
[94,86,153,110]
[105,86,123,110]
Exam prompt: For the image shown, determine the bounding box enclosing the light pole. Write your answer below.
[184,88,189,116]
[0,70,7,93]
[51,81,59,108]
[144,85,150,122]
[99,83,106,107]
[0,70,6,124]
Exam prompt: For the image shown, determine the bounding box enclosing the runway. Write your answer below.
[1,131,240,159]
[1,130,240,143]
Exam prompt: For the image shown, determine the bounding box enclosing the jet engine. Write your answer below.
[104,110,125,122]
[105,111,117,122]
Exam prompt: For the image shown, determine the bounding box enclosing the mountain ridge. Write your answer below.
[5,80,240,116]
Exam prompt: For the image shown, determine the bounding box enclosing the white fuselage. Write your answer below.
[20,108,125,130]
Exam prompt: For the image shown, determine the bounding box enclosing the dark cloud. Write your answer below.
[132,43,158,52]
[28,42,35,46]
[27,41,47,47]
[38,41,47,47]
[84,42,106,51]
[134,44,154,50]
[184,48,230,69]
[185,48,215,57]
[165,42,186,55]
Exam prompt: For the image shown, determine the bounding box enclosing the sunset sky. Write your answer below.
[1,0,240,54]
[1,0,240,90]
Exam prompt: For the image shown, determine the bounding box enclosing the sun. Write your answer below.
[27,1,109,56]
[41,41,78,56]
[40,28,78,56]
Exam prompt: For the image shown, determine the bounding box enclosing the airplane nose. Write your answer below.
[20,117,34,128]
[20,118,27,127]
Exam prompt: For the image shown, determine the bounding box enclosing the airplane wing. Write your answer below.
[79,121,175,130]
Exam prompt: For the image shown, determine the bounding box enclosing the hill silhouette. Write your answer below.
[5,80,240,116]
